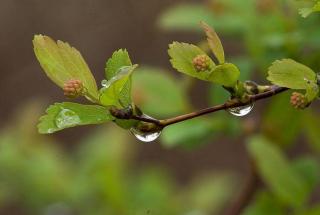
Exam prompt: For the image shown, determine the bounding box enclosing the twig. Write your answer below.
[130,85,287,127]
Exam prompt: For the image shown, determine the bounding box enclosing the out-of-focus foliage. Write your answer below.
[158,0,320,72]
[156,0,320,148]
[248,136,311,207]
[0,102,235,215]
[132,67,190,117]
[261,92,304,145]
[243,191,285,215]
[7,0,320,214]
[245,136,320,214]
[299,0,320,17]
[144,1,320,213]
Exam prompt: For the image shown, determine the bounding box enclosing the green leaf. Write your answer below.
[262,93,303,146]
[105,49,132,79]
[209,57,253,105]
[305,82,319,102]
[105,49,133,107]
[207,63,240,87]
[243,191,285,215]
[267,59,316,90]
[292,157,320,193]
[168,42,239,86]
[168,42,215,80]
[103,51,137,129]
[33,35,99,101]
[247,135,308,207]
[99,65,137,107]
[132,67,189,117]
[200,21,225,64]
[38,102,113,134]
[304,111,320,151]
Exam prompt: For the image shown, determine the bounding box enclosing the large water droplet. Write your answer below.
[55,108,81,129]
[130,127,161,142]
[130,114,162,142]
[227,103,254,116]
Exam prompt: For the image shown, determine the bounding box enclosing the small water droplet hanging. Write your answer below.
[227,103,254,117]
[130,114,162,142]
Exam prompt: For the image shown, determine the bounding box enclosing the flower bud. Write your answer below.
[63,79,84,98]
[290,92,308,109]
[192,54,211,72]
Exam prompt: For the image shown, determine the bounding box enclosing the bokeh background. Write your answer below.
[0,0,320,214]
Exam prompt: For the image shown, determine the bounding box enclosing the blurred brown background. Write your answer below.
[0,0,249,186]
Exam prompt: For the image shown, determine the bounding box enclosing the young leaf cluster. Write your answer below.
[168,22,240,88]
[34,35,138,133]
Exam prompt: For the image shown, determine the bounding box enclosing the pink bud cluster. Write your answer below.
[290,92,308,109]
[63,79,84,98]
[192,54,211,72]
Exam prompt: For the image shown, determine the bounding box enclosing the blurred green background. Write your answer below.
[0,0,320,214]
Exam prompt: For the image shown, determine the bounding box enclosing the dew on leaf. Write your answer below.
[46,128,55,134]
[55,108,81,129]
[101,79,110,88]
[227,103,254,117]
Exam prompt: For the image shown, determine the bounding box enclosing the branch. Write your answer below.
[129,85,287,127]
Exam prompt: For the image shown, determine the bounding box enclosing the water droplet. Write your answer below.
[119,66,131,72]
[130,114,161,142]
[55,108,81,129]
[227,103,254,116]
[47,128,55,134]
[101,79,110,88]
[130,127,161,142]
